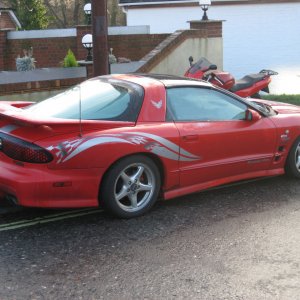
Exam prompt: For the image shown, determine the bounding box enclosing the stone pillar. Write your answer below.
[188,20,224,38]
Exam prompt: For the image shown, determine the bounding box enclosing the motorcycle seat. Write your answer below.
[230,73,266,92]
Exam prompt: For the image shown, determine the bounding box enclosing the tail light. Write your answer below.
[0,133,53,164]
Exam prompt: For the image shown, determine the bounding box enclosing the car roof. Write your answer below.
[115,73,213,88]
[137,73,212,86]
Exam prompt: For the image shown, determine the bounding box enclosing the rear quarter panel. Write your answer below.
[38,123,181,192]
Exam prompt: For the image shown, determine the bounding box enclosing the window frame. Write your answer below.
[165,85,265,122]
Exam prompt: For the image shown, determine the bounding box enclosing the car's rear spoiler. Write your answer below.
[0,111,48,127]
[0,110,83,128]
[0,102,78,127]
[0,106,82,131]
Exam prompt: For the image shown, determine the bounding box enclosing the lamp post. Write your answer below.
[84,3,92,25]
[82,34,93,61]
[199,0,211,21]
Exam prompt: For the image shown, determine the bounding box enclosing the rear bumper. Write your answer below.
[0,158,104,208]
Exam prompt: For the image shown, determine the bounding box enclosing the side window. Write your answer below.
[167,87,247,121]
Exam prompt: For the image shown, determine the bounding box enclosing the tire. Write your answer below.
[100,155,161,218]
[285,137,300,178]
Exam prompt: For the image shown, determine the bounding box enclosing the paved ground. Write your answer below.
[0,176,299,300]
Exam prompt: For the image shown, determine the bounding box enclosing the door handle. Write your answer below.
[182,135,199,141]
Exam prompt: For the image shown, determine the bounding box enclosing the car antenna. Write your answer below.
[79,85,83,138]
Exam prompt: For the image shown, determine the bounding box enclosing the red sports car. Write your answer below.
[0,74,299,218]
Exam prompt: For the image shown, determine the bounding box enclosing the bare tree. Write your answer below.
[107,0,125,26]
[3,0,125,28]
[43,0,125,28]
[43,0,84,28]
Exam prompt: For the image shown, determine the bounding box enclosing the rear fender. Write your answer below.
[235,77,271,98]
[40,125,182,192]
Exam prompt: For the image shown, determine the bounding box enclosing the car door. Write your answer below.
[166,86,277,188]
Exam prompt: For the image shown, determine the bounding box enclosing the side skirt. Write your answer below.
[163,168,284,200]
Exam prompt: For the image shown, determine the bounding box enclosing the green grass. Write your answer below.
[262,94,300,106]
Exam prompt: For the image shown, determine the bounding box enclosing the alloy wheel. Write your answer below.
[113,163,156,213]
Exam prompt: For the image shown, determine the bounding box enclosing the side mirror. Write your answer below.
[246,109,261,122]
[209,64,217,70]
[189,56,194,66]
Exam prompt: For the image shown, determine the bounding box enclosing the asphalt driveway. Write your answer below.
[0,176,299,300]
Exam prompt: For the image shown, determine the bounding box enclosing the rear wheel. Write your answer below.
[100,155,161,218]
[285,137,300,178]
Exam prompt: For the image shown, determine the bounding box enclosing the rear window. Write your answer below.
[23,79,144,122]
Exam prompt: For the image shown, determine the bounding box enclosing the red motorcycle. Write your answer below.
[184,57,278,98]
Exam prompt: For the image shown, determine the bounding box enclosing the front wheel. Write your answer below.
[100,155,161,218]
[285,137,300,178]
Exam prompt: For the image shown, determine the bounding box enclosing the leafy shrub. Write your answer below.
[63,49,79,68]
[16,48,35,71]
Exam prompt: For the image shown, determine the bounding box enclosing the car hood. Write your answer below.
[251,99,300,114]
[0,101,133,142]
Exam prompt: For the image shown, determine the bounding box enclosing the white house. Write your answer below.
[119,0,300,94]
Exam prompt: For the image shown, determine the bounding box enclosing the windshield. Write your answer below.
[189,57,214,74]
[23,79,144,122]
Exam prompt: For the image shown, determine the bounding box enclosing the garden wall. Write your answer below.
[1,26,168,71]
[0,21,225,96]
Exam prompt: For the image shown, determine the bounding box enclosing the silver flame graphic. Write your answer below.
[47,132,201,163]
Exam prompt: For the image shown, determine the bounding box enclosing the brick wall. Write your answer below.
[188,20,223,38]
[5,37,77,70]
[1,26,169,71]
[0,27,169,95]
[0,12,16,30]
[109,33,169,61]
[0,30,7,70]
